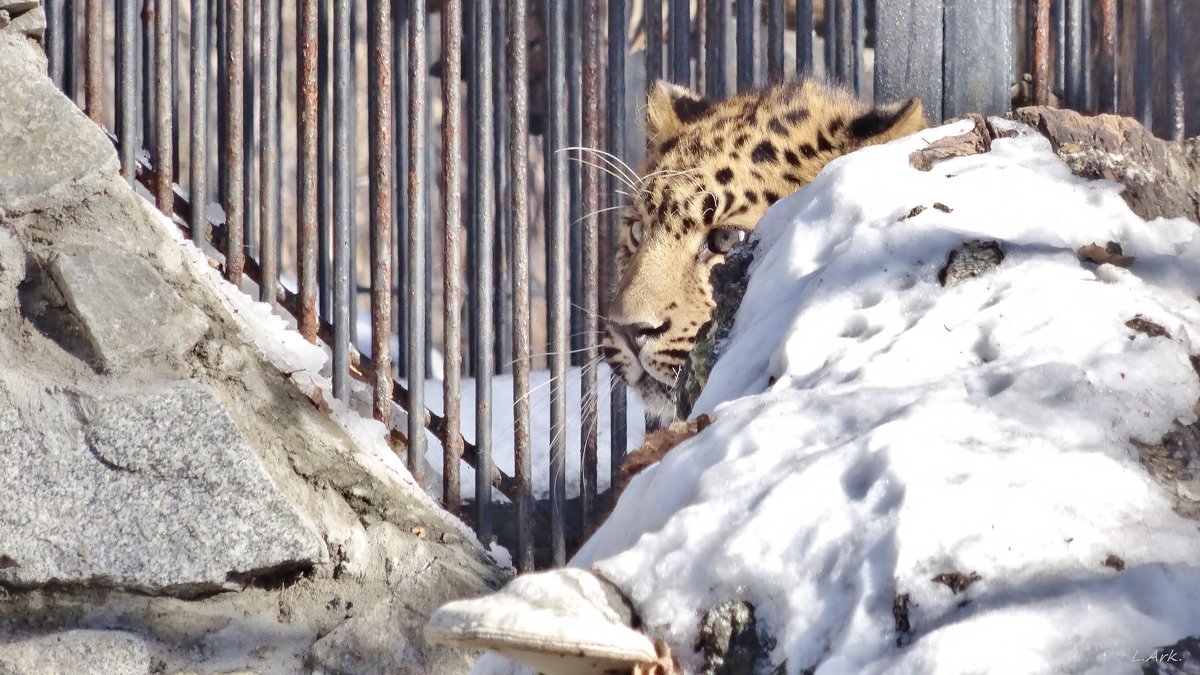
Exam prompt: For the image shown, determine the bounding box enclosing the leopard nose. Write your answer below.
[615,319,671,352]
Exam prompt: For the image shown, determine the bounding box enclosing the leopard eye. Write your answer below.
[629,220,644,247]
[705,228,746,256]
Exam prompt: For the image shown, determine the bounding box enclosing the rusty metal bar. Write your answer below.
[333,0,352,402]
[580,0,602,532]
[190,0,209,244]
[646,0,663,85]
[171,0,180,175]
[319,0,333,325]
[117,0,137,183]
[492,0,513,376]
[606,0,628,498]
[469,0,496,541]
[441,0,464,514]
[568,0,584,367]
[1097,0,1117,113]
[224,0,244,286]
[736,0,754,91]
[509,0,534,572]
[795,0,813,76]
[1165,0,1184,141]
[297,0,319,342]
[258,0,279,304]
[669,0,690,85]
[1063,0,1082,110]
[545,0,569,567]
[766,0,784,83]
[406,0,428,478]
[1031,0,1050,107]
[370,0,396,428]
[85,0,102,123]
[242,0,258,260]
[154,0,172,214]
[142,0,154,160]
[1135,0,1152,129]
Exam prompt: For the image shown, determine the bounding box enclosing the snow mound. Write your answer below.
[564,119,1200,674]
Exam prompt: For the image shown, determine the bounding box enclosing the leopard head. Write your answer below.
[603,79,926,427]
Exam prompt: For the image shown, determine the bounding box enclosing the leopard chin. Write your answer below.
[630,372,678,431]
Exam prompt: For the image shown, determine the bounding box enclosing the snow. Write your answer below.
[499,119,1200,674]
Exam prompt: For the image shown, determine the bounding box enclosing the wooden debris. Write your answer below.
[615,414,715,499]
[931,571,983,594]
[1078,241,1135,268]
[1103,554,1126,571]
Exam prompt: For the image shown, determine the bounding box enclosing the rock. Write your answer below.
[1012,106,1200,225]
[0,379,326,596]
[0,2,42,14]
[695,600,765,675]
[1139,635,1200,675]
[0,34,117,213]
[7,5,45,41]
[0,227,24,311]
[0,630,151,675]
[50,250,209,373]
[908,113,1015,171]
[937,240,1005,287]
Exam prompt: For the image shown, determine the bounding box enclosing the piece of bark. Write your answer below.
[1078,241,1135,268]
[938,240,1005,287]
[909,113,1016,171]
[932,571,983,594]
[615,414,715,499]
[1012,106,1200,225]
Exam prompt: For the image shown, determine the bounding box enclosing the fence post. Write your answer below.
[875,0,943,119]
[942,0,1013,119]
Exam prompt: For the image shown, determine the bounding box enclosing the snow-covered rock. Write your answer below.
[470,118,1200,674]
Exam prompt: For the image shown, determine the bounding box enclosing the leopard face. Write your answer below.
[603,79,927,428]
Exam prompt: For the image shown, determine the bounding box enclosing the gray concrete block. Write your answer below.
[50,250,209,373]
[0,380,326,595]
[0,36,116,212]
[0,630,151,675]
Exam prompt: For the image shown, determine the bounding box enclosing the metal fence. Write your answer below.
[46,0,1192,570]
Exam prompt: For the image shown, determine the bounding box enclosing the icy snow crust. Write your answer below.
[569,120,1200,674]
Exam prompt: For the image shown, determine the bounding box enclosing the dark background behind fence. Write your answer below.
[43,0,1196,569]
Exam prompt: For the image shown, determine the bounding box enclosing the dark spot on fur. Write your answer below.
[666,302,679,310]
[715,167,734,184]
[827,115,846,135]
[784,149,801,167]
[816,132,834,153]
[602,345,620,359]
[768,117,789,135]
[730,152,741,160]
[714,136,725,150]
[745,190,759,204]
[673,95,713,124]
[723,190,736,207]
[799,143,817,158]
[850,100,918,139]
[784,108,810,124]
[680,217,696,231]
[734,133,750,148]
[701,193,717,225]
[659,136,679,154]
[686,136,704,155]
[764,191,780,204]
[751,140,779,164]
[784,173,805,185]
[661,349,691,362]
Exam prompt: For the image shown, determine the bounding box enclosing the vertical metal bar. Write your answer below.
[695,0,706,95]
[85,0,103,123]
[1165,0,1184,141]
[493,0,513,376]
[1135,0,1152,129]
[154,0,173,214]
[545,0,569,567]
[191,0,209,243]
[258,0,279,304]
[580,0,602,534]
[606,0,628,503]
[392,0,410,376]
[766,0,784,83]
[567,0,584,367]
[333,0,352,402]
[1080,0,1092,110]
[1063,0,1082,110]
[243,0,259,259]
[369,0,395,424]
[406,0,428,476]
[470,0,496,544]
[850,0,864,96]
[1097,0,1117,113]
[216,0,227,205]
[736,0,754,91]
[875,0,943,115]
[117,0,138,183]
[669,0,690,85]
[142,0,155,160]
[705,0,727,98]
[320,0,334,325]
[64,0,77,101]
[943,0,1014,119]
[172,0,180,177]
[298,0,319,342]
[441,0,463,514]
[225,0,244,286]
[646,0,663,85]
[1052,0,1064,92]
[795,0,813,76]
[1031,0,1051,106]
[509,0,534,572]
[47,0,65,88]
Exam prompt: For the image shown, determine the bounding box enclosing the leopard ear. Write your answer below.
[848,97,927,145]
[645,80,712,141]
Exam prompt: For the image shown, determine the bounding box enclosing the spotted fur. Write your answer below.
[604,79,927,426]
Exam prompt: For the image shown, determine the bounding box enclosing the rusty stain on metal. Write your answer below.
[85,0,103,123]
[224,0,244,287]
[1032,0,1050,107]
[298,0,319,341]
[441,0,464,515]
[1098,0,1117,113]
[368,0,395,430]
[154,0,173,214]
[579,0,602,533]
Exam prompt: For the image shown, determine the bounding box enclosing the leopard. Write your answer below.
[602,78,927,427]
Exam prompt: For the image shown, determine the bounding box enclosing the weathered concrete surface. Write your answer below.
[0,10,504,674]
[0,630,151,675]
[51,250,209,373]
